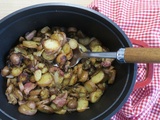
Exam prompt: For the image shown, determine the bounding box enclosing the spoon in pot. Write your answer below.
[70,47,160,67]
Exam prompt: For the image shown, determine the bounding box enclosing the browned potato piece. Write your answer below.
[42,51,56,61]
[90,58,96,64]
[33,37,42,42]
[69,74,77,86]
[18,104,37,115]
[30,75,36,82]
[77,98,89,112]
[37,73,53,87]
[50,103,61,111]
[51,32,63,41]
[73,65,78,74]
[40,88,50,99]
[36,44,43,50]
[89,38,101,50]
[51,32,67,45]
[90,70,105,84]
[48,80,56,88]
[78,37,92,46]
[41,67,48,74]
[50,94,56,101]
[89,89,103,103]
[28,96,40,102]
[37,63,45,69]
[77,64,83,78]
[41,26,50,33]
[78,44,88,52]
[54,109,67,114]
[108,70,116,84]
[56,53,67,65]
[69,39,78,49]
[64,70,72,79]
[77,86,87,98]
[22,41,39,48]
[97,83,106,91]
[18,72,28,82]
[62,43,71,54]
[37,104,54,113]
[78,71,88,82]
[26,101,36,109]
[84,80,97,93]
[29,89,41,96]
[66,50,73,60]
[34,69,42,81]
[43,39,60,53]
[91,45,103,52]
[53,71,64,85]
[11,67,23,77]
[62,78,70,87]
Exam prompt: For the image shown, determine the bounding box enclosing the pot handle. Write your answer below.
[130,38,153,90]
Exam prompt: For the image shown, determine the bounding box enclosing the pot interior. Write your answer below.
[0,4,136,120]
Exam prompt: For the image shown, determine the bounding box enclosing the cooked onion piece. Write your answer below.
[25,30,37,40]
[23,41,39,48]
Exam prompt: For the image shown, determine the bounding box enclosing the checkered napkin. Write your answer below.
[88,0,160,119]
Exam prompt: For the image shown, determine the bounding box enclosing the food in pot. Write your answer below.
[1,26,116,115]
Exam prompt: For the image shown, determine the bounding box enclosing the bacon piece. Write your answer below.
[52,92,68,107]
[24,82,37,95]
[101,59,114,67]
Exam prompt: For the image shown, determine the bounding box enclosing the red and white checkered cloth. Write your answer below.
[88,0,160,120]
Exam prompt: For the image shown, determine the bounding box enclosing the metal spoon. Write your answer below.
[70,47,160,67]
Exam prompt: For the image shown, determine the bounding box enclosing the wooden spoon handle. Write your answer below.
[124,48,160,63]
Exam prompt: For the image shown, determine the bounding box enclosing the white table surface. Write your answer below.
[0,0,93,20]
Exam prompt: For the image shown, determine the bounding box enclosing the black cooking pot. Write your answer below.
[0,3,137,120]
